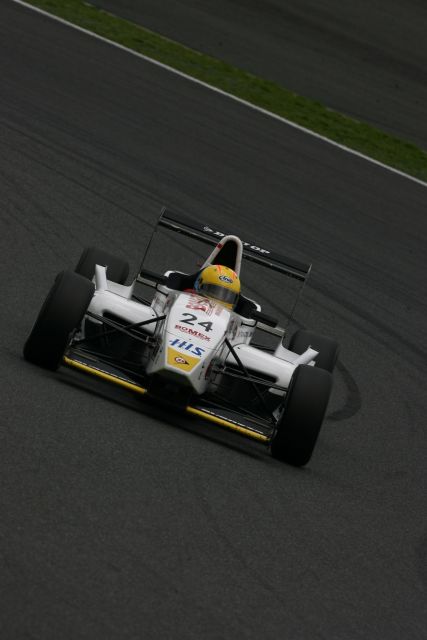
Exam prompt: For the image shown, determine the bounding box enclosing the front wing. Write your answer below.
[63,348,275,445]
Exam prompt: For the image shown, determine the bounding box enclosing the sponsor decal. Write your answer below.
[175,324,211,341]
[167,347,199,371]
[186,293,213,315]
[169,338,205,357]
[241,241,270,255]
[202,226,270,255]
[219,275,233,283]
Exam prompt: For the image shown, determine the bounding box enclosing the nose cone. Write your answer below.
[146,291,231,394]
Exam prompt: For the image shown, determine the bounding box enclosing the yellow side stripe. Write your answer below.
[63,356,147,396]
[63,356,269,443]
[186,406,269,443]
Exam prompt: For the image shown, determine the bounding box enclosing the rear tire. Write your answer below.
[288,329,339,373]
[23,270,95,370]
[75,247,129,284]
[271,364,332,466]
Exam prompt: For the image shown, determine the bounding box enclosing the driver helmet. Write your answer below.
[194,265,240,309]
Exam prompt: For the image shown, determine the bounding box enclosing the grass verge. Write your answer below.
[23,0,427,182]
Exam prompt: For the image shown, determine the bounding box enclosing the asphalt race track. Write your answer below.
[1,2,426,638]
[94,0,427,148]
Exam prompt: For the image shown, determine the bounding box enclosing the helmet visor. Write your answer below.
[200,283,239,306]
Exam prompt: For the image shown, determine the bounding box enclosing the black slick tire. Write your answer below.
[288,329,339,373]
[75,247,129,284]
[271,364,332,466]
[23,270,95,370]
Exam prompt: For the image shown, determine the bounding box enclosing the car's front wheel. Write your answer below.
[288,329,339,373]
[75,247,129,284]
[271,364,332,466]
[23,270,95,370]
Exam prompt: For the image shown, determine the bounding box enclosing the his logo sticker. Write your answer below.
[219,275,233,283]
[169,338,205,357]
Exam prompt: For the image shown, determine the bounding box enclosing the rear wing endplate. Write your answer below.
[156,207,311,281]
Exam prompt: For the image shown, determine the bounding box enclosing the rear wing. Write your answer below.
[152,207,311,282]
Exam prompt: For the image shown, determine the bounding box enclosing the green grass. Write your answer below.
[24,0,427,182]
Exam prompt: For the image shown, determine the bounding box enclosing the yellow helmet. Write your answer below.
[195,265,240,309]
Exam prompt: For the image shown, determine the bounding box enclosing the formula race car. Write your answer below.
[23,208,339,466]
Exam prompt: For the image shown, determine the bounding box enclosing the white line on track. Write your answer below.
[11,0,427,189]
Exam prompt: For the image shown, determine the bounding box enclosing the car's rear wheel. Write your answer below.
[23,270,95,370]
[75,247,129,284]
[271,364,332,466]
[288,329,339,373]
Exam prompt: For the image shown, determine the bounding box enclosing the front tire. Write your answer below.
[23,270,95,370]
[271,364,332,466]
[75,247,129,284]
[288,329,339,373]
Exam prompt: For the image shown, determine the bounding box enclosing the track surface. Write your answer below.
[94,0,427,148]
[1,2,426,638]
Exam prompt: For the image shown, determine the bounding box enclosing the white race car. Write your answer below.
[24,208,339,466]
